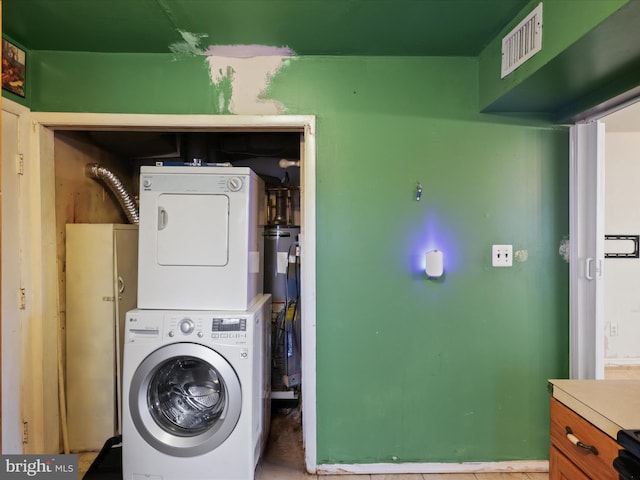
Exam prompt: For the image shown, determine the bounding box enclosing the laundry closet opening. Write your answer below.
[50,122,313,464]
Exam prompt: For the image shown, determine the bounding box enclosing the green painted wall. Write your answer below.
[479,0,628,112]
[29,51,569,463]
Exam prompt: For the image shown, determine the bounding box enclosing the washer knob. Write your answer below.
[143,179,152,188]
[227,177,243,192]
[179,318,195,335]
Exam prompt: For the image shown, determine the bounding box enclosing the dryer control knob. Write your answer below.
[179,319,195,335]
[227,177,243,192]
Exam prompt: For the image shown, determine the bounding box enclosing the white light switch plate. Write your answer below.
[492,244,513,267]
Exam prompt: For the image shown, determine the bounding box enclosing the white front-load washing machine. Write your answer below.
[122,294,271,480]
[137,166,264,311]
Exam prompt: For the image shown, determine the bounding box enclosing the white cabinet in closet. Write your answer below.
[65,223,138,452]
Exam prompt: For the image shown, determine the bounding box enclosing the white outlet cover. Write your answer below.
[492,244,513,267]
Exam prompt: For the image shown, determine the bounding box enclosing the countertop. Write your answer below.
[549,379,640,438]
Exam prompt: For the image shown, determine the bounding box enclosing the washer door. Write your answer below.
[129,343,241,457]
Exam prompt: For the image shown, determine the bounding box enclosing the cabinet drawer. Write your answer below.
[550,397,618,480]
[550,445,590,480]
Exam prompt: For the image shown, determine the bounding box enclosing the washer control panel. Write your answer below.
[212,318,247,332]
[178,318,195,334]
[166,315,249,345]
[211,318,248,342]
[168,317,201,337]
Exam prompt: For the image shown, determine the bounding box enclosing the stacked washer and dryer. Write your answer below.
[122,166,271,480]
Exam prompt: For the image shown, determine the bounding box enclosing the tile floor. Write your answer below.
[604,364,640,380]
[79,364,640,479]
[77,452,97,478]
[78,408,549,480]
[258,474,548,480]
[254,409,549,480]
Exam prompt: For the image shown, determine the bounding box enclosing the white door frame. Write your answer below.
[27,112,318,469]
[569,121,605,379]
[2,98,32,452]
[569,93,640,380]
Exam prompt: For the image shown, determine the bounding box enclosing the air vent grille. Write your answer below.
[501,2,543,78]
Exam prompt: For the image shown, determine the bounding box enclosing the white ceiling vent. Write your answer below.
[501,2,543,78]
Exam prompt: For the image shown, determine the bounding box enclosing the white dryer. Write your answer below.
[122,294,271,480]
[137,166,264,311]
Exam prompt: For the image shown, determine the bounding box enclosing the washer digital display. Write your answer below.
[211,318,247,332]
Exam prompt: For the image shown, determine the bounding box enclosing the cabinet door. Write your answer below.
[550,397,618,480]
[113,226,138,434]
[550,445,590,480]
[66,224,118,451]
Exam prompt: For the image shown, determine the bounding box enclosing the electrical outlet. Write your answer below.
[492,244,513,267]
[610,323,618,337]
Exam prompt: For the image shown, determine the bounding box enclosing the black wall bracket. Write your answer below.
[605,235,639,258]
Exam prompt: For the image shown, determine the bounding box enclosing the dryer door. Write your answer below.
[129,343,241,457]
[156,193,229,266]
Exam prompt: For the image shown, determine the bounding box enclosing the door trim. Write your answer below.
[28,112,317,469]
[569,122,605,379]
[2,98,31,453]
[568,93,640,380]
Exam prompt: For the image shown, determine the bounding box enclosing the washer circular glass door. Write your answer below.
[129,343,241,457]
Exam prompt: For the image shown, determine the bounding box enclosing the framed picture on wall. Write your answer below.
[2,39,26,97]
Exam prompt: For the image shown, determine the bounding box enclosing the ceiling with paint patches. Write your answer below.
[2,0,530,56]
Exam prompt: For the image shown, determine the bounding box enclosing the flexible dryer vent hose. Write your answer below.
[86,163,140,225]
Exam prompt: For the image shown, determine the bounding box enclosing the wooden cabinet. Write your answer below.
[549,397,618,480]
[550,445,590,480]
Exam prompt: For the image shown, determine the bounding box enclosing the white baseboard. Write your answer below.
[316,460,549,475]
